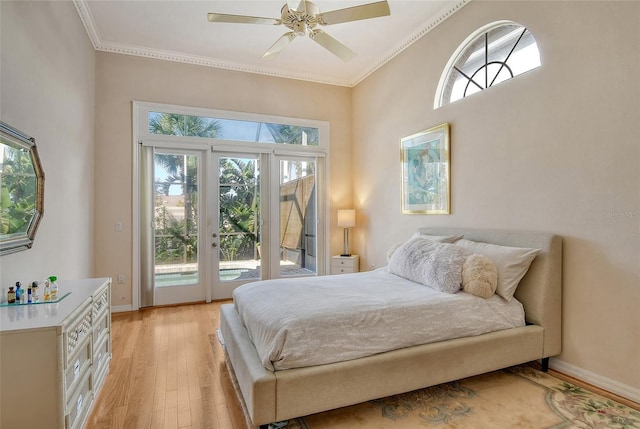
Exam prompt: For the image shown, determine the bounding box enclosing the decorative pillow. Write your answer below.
[455,239,540,301]
[388,236,470,293]
[387,234,464,263]
[462,254,498,298]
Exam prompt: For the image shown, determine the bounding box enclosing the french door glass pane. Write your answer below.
[279,159,316,277]
[154,153,199,287]
[218,157,261,282]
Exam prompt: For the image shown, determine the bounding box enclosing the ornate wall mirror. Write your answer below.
[0,121,45,255]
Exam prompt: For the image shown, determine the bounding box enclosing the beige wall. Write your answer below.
[0,1,95,285]
[93,52,352,307]
[352,1,639,396]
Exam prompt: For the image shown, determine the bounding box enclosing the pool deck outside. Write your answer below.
[155,259,314,286]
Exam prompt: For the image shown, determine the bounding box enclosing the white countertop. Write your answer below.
[0,277,110,333]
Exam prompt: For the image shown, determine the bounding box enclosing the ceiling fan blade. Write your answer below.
[319,1,390,26]
[287,0,306,14]
[309,29,356,62]
[207,13,280,26]
[262,32,297,60]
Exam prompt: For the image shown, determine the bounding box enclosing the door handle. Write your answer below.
[212,242,218,248]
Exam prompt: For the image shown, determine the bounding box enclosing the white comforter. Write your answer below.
[233,269,525,371]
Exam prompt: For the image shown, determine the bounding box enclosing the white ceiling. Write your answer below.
[75,0,468,87]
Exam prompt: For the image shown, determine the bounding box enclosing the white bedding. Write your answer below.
[233,269,525,371]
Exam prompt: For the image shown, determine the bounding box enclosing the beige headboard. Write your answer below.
[417,227,563,357]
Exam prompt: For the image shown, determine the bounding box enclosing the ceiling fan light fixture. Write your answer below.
[295,21,309,36]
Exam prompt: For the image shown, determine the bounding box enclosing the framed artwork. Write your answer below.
[401,123,450,214]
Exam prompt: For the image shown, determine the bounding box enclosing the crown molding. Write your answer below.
[351,0,469,86]
[96,42,353,87]
[73,0,468,88]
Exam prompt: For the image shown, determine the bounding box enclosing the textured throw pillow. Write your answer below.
[455,239,540,301]
[387,234,464,263]
[388,236,470,293]
[462,254,498,298]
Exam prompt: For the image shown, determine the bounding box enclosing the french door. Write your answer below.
[143,148,206,307]
[212,153,263,299]
[211,152,318,299]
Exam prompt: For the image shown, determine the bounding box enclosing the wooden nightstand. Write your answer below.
[331,255,359,274]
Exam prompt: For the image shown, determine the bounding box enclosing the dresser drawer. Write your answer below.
[65,368,92,429]
[93,333,111,377]
[93,311,109,347]
[93,334,111,392]
[65,336,92,397]
[92,285,109,320]
[64,306,92,365]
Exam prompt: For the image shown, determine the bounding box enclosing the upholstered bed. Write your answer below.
[219,227,562,427]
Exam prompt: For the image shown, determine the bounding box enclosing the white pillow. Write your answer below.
[411,232,464,243]
[455,239,540,301]
[388,236,470,293]
[387,233,463,262]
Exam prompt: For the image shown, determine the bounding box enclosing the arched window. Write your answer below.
[435,21,541,108]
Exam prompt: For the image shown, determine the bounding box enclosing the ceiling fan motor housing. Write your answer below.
[281,1,320,36]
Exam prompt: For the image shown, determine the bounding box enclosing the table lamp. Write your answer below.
[337,209,356,256]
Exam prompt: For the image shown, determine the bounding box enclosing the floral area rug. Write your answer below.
[275,366,640,429]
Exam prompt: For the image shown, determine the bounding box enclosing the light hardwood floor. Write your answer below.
[86,301,248,429]
[88,302,639,429]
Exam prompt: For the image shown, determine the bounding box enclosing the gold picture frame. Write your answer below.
[401,123,450,214]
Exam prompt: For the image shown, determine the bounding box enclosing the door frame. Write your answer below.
[132,101,330,310]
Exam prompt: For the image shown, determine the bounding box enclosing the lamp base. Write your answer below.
[342,228,351,258]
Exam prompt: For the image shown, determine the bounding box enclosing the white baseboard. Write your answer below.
[111,304,134,313]
[550,358,640,403]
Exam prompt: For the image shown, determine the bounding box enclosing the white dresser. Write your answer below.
[330,255,359,274]
[0,277,111,429]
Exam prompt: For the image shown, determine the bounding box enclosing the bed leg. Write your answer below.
[541,357,549,372]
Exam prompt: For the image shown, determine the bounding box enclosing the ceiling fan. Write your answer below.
[207,0,390,61]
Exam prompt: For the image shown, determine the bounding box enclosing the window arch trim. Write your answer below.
[434,20,540,108]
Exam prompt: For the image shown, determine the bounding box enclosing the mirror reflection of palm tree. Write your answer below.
[0,147,37,234]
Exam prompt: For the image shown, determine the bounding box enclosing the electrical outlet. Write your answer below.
[117,274,125,284]
[114,222,123,232]
[369,264,376,271]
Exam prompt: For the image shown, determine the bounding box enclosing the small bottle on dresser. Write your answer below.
[31,281,39,302]
[49,276,58,301]
[43,279,51,302]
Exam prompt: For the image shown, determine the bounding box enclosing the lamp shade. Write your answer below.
[337,209,356,228]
